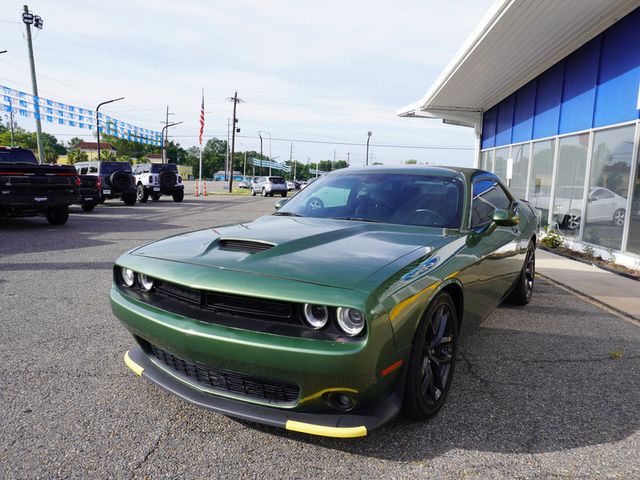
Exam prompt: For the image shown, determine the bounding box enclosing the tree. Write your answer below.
[372,162,384,165]
[67,149,88,164]
[405,159,418,165]
[67,137,83,149]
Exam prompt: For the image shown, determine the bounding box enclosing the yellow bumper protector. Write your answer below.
[124,350,144,376]
[285,420,367,438]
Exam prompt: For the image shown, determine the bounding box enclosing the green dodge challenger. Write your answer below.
[111,166,538,438]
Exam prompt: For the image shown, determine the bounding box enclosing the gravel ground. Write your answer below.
[1,195,639,479]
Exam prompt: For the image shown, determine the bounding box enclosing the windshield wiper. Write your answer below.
[332,216,383,223]
[273,211,304,217]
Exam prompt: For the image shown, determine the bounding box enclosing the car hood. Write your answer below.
[130,216,451,290]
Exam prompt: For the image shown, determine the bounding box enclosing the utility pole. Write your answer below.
[258,131,263,176]
[366,131,372,166]
[289,142,293,180]
[226,118,230,181]
[347,152,350,165]
[333,149,336,170]
[227,91,243,192]
[243,151,247,178]
[8,98,15,147]
[22,5,44,163]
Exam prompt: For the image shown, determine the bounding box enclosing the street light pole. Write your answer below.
[258,131,263,176]
[95,96,124,160]
[162,106,175,163]
[22,5,44,163]
[161,121,183,163]
[365,131,372,166]
[227,91,243,193]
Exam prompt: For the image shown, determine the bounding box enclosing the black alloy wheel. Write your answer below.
[404,292,457,419]
[506,242,535,305]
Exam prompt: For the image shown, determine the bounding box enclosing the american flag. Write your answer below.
[198,90,205,145]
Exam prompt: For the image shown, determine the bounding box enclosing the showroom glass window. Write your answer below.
[553,133,589,237]
[583,125,634,250]
[528,139,555,228]
[493,147,509,182]
[509,144,529,200]
[625,132,640,255]
[480,150,494,171]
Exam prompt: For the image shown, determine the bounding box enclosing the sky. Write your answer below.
[0,0,494,167]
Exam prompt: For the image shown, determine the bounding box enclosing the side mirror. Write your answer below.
[492,208,519,227]
[274,198,289,210]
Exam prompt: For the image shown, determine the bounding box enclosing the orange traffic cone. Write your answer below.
[204,179,207,196]
[195,179,199,197]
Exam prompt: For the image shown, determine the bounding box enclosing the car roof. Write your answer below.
[324,165,497,182]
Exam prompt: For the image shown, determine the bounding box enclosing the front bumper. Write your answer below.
[124,345,403,438]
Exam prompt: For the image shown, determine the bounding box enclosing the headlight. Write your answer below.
[303,304,329,329]
[120,268,135,287]
[336,308,365,336]
[138,273,154,292]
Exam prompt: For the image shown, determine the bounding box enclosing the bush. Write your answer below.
[540,226,563,249]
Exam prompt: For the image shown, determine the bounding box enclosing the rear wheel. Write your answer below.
[612,209,625,227]
[404,292,458,419]
[137,184,148,203]
[81,203,95,212]
[172,191,184,202]
[281,191,287,197]
[122,193,137,206]
[46,206,69,225]
[262,188,267,197]
[151,193,161,202]
[506,242,535,305]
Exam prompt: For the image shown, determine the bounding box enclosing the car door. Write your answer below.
[464,178,523,319]
[587,188,612,222]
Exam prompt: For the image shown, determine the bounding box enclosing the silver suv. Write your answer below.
[251,176,287,197]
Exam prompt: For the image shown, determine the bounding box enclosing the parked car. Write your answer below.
[113,166,538,438]
[251,175,287,197]
[286,180,295,191]
[133,163,184,203]
[75,161,137,205]
[74,164,101,212]
[547,186,628,230]
[0,146,79,225]
[237,177,254,189]
[300,177,317,190]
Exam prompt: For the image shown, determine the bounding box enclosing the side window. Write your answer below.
[471,179,512,227]
[78,167,87,175]
[89,166,98,174]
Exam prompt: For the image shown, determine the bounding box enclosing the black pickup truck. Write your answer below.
[76,174,100,212]
[0,146,79,225]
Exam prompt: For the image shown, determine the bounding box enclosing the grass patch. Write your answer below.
[608,349,624,360]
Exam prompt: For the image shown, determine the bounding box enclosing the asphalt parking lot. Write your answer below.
[1,196,639,479]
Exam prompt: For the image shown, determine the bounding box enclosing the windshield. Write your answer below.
[100,162,132,174]
[0,148,37,164]
[151,163,177,173]
[278,172,464,228]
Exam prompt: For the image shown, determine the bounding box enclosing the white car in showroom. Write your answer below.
[551,186,627,230]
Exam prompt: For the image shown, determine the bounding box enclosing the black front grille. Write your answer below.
[147,342,300,405]
[155,280,201,305]
[219,239,274,254]
[205,291,293,320]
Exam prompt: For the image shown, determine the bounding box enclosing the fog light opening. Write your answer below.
[328,392,355,412]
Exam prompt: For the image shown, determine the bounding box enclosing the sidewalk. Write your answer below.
[536,249,640,321]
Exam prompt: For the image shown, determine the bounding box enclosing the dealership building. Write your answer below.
[400,0,640,268]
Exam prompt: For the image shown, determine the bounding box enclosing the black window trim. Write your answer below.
[469,176,516,229]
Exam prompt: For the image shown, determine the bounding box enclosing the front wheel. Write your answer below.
[251,189,257,197]
[612,209,625,227]
[137,184,148,203]
[403,292,458,419]
[261,188,267,197]
[505,242,535,306]
[46,205,69,225]
[172,191,184,202]
[281,192,287,198]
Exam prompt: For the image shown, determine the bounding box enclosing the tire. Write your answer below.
[151,193,161,202]
[46,205,69,226]
[505,242,535,306]
[262,188,267,197]
[281,191,287,198]
[122,193,137,206]
[269,192,274,197]
[110,171,130,191]
[306,197,324,210]
[562,212,581,230]
[612,209,625,227]
[137,184,148,203]
[251,188,257,197]
[97,194,106,204]
[81,203,95,213]
[172,191,184,202]
[403,292,458,419]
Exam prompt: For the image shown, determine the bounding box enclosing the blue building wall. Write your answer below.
[482,7,640,149]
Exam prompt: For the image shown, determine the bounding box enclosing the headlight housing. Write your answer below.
[138,273,154,292]
[120,268,135,287]
[336,307,365,336]
[303,304,329,329]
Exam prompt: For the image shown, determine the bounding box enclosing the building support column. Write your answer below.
[473,114,483,168]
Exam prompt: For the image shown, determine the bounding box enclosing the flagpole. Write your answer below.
[198,88,204,197]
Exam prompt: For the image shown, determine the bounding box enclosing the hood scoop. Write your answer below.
[218,238,275,254]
